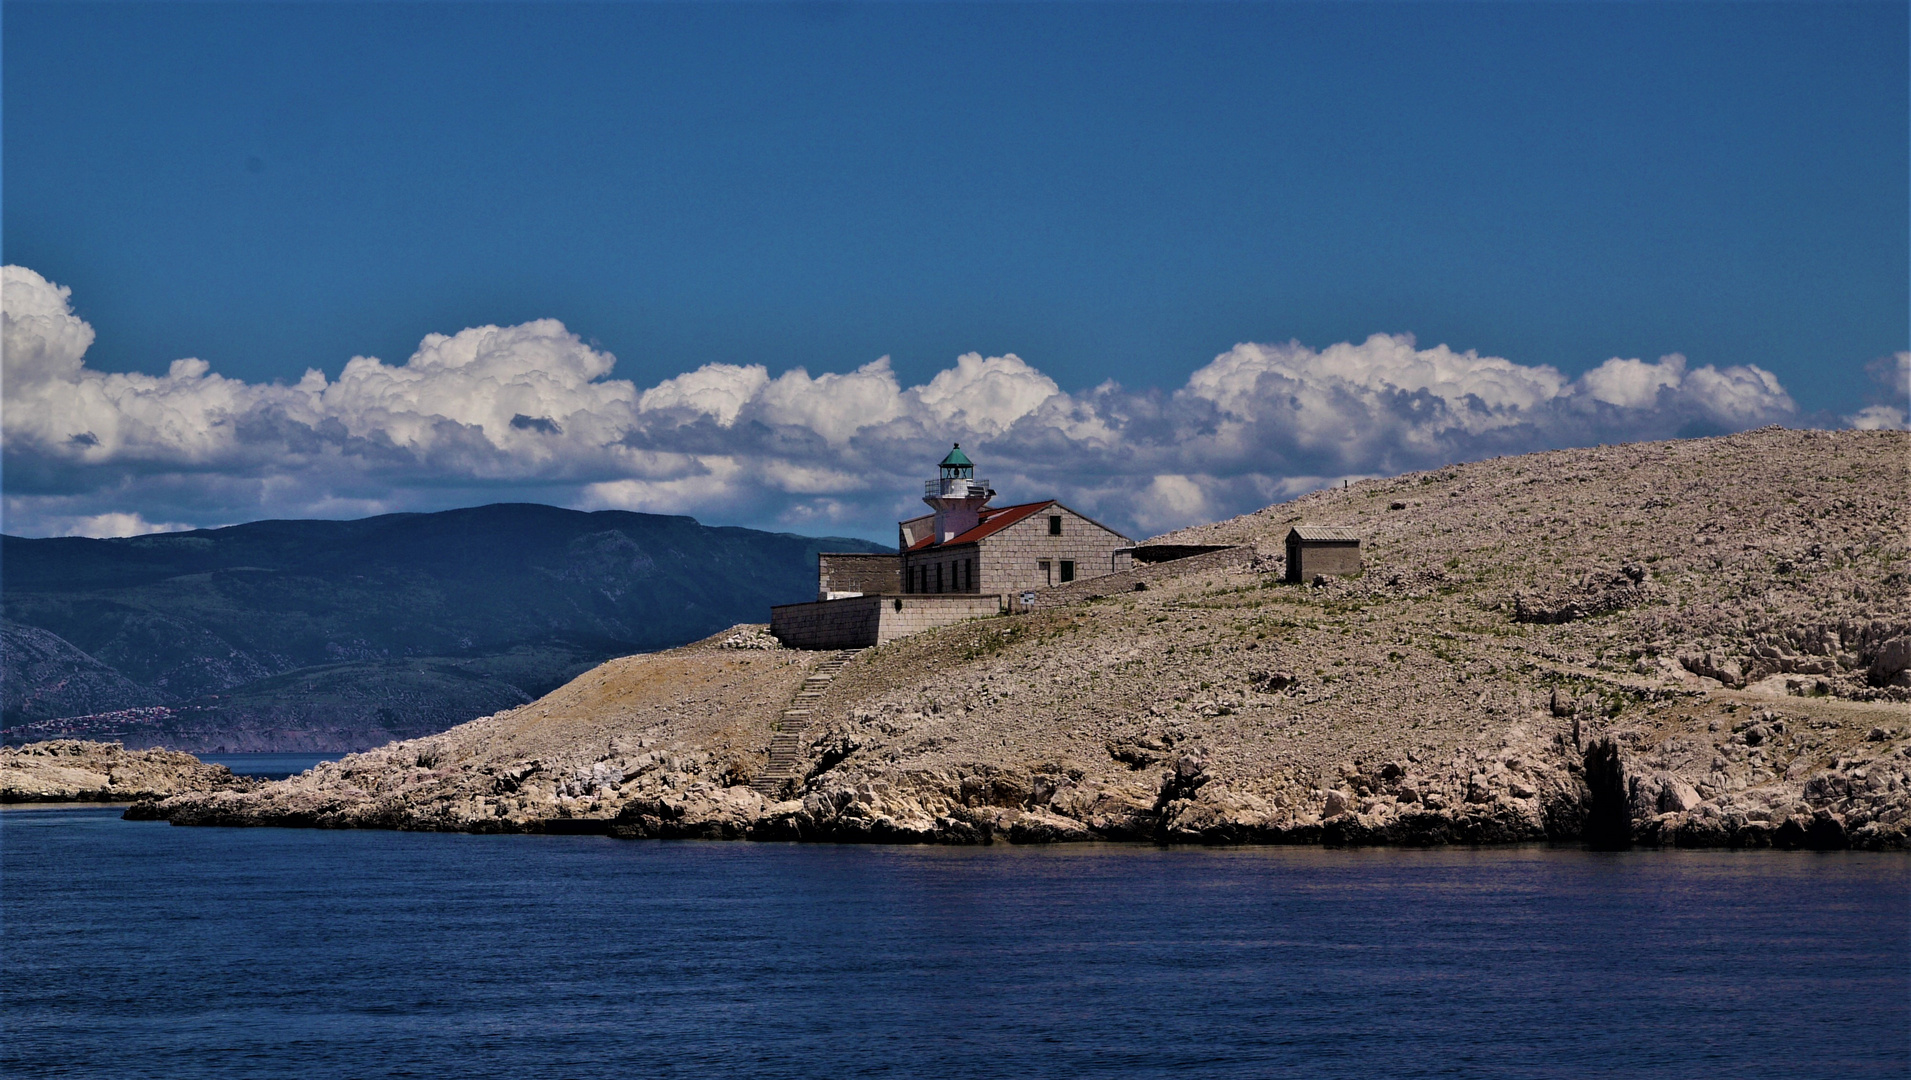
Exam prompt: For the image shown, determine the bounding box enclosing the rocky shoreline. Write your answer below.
[132,696,1908,852]
[124,430,1911,851]
[2,740,252,803]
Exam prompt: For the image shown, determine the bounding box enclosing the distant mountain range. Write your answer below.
[1,504,885,751]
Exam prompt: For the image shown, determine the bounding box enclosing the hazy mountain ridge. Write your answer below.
[1,504,886,750]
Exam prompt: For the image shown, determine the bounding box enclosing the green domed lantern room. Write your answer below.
[939,444,974,481]
[923,443,993,543]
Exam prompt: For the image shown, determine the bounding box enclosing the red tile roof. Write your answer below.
[902,500,1054,552]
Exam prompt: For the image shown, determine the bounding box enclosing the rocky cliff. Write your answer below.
[3,740,249,802]
[143,428,1911,849]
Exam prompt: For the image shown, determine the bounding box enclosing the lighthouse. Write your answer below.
[924,444,993,543]
[786,442,1137,643]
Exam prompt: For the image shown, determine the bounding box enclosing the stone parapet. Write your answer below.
[770,594,1003,649]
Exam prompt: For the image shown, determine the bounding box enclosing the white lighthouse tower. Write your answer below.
[924,444,993,543]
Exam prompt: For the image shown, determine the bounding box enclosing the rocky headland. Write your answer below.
[141,428,1910,849]
[2,740,250,802]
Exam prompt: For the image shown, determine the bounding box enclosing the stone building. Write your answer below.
[1284,526,1362,582]
[896,445,1134,596]
[773,445,1134,646]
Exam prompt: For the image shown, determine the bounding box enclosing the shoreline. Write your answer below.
[4,800,139,810]
[30,800,1905,855]
[20,432,1909,859]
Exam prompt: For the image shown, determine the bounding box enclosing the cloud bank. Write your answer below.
[4,264,1806,539]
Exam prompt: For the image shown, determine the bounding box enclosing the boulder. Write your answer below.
[1658,777,1702,813]
[1870,636,1911,687]
[1680,652,1746,688]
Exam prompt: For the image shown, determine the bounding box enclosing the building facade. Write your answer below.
[899,500,1134,595]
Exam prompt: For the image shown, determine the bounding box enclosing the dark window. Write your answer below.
[1048,515,1062,535]
[1060,560,1075,583]
[964,558,973,591]
[936,564,943,593]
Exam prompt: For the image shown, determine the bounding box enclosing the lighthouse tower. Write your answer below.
[924,444,993,543]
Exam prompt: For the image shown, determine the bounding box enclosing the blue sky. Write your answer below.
[3,2,1906,539]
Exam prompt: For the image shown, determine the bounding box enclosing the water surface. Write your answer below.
[3,808,1905,1078]
[197,752,344,781]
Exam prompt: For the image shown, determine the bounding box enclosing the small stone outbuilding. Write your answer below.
[1285,526,1362,582]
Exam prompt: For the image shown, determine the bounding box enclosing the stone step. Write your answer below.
[756,650,867,795]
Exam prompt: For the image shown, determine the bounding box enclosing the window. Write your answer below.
[1048,515,1062,535]
[936,563,944,593]
[964,558,973,591]
[1038,559,1051,586]
[1060,560,1075,583]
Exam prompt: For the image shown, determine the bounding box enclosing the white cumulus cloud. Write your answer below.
[3,264,1821,540]
[1842,352,1910,431]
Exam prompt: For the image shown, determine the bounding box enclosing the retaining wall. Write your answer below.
[1022,545,1259,611]
[770,594,1003,649]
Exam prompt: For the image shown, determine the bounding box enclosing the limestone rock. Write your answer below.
[2,740,244,803]
[1680,652,1747,689]
[1871,635,1911,686]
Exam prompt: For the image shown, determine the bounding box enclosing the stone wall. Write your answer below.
[770,594,1003,649]
[1022,545,1258,611]
[1133,544,1235,563]
[817,552,903,599]
[877,595,1003,642]
[771,596,884,648]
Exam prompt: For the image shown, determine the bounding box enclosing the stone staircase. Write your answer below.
[751,649,861,798]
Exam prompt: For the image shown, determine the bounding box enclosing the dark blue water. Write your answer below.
[3,808,1905,1079]
[197,752,343,781]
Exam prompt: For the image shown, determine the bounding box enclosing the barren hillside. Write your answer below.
[146,428,1911,849]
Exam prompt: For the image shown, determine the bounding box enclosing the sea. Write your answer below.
[2,806,1905,1079]
[198,752,346,782]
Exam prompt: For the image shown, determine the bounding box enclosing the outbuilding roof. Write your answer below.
[1288,526,1362,543]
